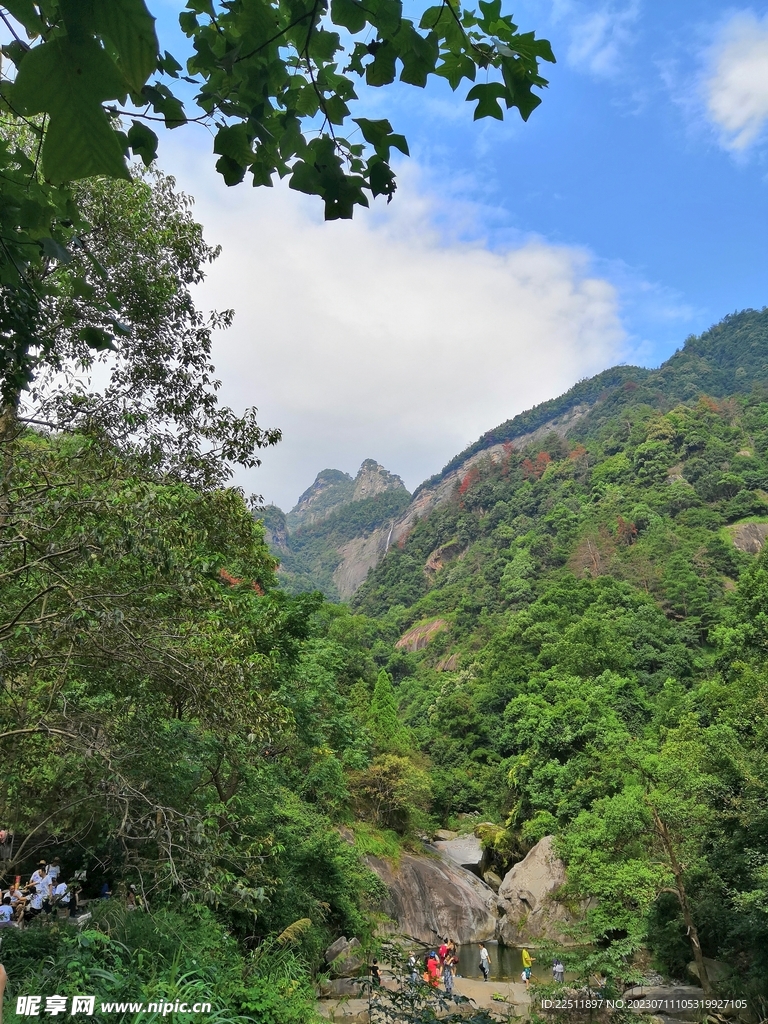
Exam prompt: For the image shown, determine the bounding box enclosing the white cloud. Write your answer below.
[166,143,627,510]
[704,11,768,151]
[545,0,640,78]
[566,2,640,77]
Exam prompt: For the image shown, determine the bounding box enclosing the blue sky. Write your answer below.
[148,1,768,506]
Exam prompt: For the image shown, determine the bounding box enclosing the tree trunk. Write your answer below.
[652,808,712,994]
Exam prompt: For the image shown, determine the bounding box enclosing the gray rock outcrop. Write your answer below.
[483,870,502,893]
[728,520,768,554]
[433,835,485,877]
[497,836,577,945]
[323,936,363,977]
[624,986,706,1020]
[367,853,497,945]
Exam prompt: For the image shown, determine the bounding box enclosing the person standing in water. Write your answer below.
[521,948,535,988]
[442,955,455,997]
[479,943,491,982]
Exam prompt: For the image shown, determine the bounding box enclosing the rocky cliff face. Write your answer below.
[367,836,581,947]
[258,505,289,553]
[261,460,410,600]
[367,853,498,945]
[352,459,406,501]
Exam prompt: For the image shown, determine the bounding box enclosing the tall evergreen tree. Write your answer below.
[369,669,408,754]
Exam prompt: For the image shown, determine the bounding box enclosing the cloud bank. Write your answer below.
[704,11,768,151]
[170,150,627,510]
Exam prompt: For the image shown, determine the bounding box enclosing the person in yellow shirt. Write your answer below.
[521,948,535,988]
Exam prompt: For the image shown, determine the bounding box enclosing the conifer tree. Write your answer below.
[369,669,408,754]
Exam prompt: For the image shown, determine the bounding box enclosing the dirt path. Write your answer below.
[318,975,531,1021]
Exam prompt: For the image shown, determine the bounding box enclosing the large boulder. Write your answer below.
[433,835,485,876]
[624,985,706,1021]
[497,836,577,945]
[367,853,497,945]
[686,957,729,986]
[323,937,363,977]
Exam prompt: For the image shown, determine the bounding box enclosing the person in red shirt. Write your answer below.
[426,953,441,987]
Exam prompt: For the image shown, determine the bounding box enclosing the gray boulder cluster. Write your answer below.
[366,834,577,946]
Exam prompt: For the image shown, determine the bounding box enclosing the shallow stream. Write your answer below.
[451,944,544,983]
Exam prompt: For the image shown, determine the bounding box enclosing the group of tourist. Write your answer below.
[408,938,460,995]
[403,942,561,993]
[0,859,79,928]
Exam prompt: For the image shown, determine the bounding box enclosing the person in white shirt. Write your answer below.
[26,889,44,919]
[0,896,13,927]
[52,881,69,910]
[29,861,48,887]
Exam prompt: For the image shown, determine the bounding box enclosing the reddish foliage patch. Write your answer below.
[616,515,638,546]
[521,451,552,480]
[219,568,264,594]
[458,466,480,495]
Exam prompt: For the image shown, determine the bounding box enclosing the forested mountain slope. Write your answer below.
[356,308,768,616]
[272,310,768,598]
[333,307,768,995]
[5,231,768,1018]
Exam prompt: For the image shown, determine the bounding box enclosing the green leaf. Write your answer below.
[39,237,72,264]
[127,120,158,166]
[311,29,342,62]
[13,37,131,181]
[434,51,476,90]
[365,42,397,87]
[353,118,409,160]
[157,50,183,77]
[289,160,323,197]
[141,84,187,129]
[92,0,158,92]
[395,23,438,88]
[215,155,246,187]
[213,124,253,165]
[80,326,116,351]
[13,37,129,113]
[366,0,403,36]
[466,81,507,120]
[330,0,367,34]
[477,0,502,29]
[3,0,41,33]
[368,156,396,198]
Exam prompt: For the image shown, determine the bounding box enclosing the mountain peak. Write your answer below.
[353,460,407,502]
[286,460,406,532]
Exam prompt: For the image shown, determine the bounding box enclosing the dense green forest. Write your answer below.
[2,104,768,1024]
[347,313,768,1002]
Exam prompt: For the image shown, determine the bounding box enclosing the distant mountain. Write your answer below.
[258,460,411,599]
[262,309,768,600]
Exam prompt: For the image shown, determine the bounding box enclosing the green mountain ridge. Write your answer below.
[416,308,768,496]
[265,308,768,602]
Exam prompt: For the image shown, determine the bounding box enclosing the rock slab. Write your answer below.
[323,936,363,977]
[367,853,497,945]
[433,835,485,876]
